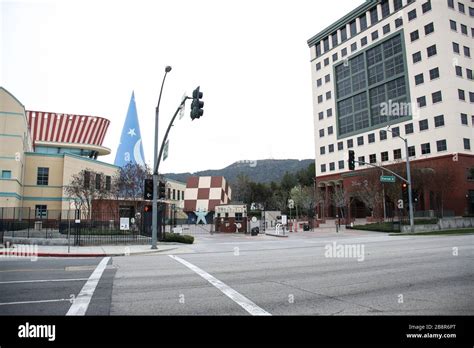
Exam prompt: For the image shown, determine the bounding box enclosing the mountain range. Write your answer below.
[164,159,314,185]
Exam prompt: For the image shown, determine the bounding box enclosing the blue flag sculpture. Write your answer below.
[114,91,146,167]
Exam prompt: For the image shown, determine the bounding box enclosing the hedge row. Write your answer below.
[163,232,194,244]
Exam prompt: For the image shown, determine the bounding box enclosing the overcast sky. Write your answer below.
[1,0,361,173]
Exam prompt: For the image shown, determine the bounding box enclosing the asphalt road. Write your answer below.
[0,257,116,315]
[1,230,473,316]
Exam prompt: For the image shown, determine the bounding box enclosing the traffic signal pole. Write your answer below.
[151,82,203,250]
[152,66,172,250]
[154,96,191,176]
[404,138,415,233]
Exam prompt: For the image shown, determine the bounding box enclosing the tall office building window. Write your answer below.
[394,0,403,11]
[335,33,408,136]
[350,20,357,37]
[422,0,432,13]
[331,32,338,47]
[381,0,390,18]
[464,138,471,150]
[360,14,368,30]
[370,7,379,25]
[421,143,431,154]
[436,140,447,152]
[341,27,348,42]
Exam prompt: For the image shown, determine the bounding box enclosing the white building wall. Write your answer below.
[309,0,474,178]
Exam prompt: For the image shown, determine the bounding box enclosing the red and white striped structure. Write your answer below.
[26,111,110,147]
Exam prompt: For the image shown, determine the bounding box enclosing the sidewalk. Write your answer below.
[0,243,183,258]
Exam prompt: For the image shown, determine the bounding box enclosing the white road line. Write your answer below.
[66,257,110,316]
[169,255,271,316]
[0,278,88,285]
[0,299,71,306]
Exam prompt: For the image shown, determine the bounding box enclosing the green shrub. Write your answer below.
[348,222,398,232]
[163,232,194,244]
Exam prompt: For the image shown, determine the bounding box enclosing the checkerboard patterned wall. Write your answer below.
[184,176,232,212]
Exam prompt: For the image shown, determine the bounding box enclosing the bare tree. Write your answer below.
[330,186,353,219]
[350,168,384,219]
[113,163,152,201]
[64,169,112,218]
[425,165,457,217]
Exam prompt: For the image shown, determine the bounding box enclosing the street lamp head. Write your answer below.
[165,66,172,73]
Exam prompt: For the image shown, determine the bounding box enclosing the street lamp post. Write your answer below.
[403,137,415,233]
[386,127,414,233]
[152,66,172,250]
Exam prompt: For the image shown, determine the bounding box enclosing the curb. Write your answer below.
[0,247,178,258]
[264,233,289,238]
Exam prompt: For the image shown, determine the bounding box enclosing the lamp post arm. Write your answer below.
[354,160,408,183]
[154,96,191,174]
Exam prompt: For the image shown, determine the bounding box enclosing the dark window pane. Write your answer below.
[424,22,434,35]
[429,67,439,79]
[394,0,403,11]
[360,14,367,30]
[434,115,445,127]
[370,7,378,25]
[427,44,437,57]
[422,0,432,13]
[419,119,429,131]
[350,20,357,36]
[412,51,422,63]
[436,139,447,152]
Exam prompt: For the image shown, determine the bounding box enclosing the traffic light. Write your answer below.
[348,150,355,170]
[144,205,152,212]
[401,182,408,205]
[158,181,166,199]
[144,178,153,200]
[190,86,204,120]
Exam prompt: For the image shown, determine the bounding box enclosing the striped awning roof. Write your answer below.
[26,111,110,146]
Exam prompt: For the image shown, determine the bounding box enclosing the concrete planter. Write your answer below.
[400,217,474,233]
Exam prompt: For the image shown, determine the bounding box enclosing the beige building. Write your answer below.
[164,178,187,220]
[0,87,119,215]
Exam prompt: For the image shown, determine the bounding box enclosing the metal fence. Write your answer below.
[0,207,152,246]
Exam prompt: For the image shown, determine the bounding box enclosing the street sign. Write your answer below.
[288,199,295,209]
[380,175,396,183]
[163,140,169,161]
[120,218,130,231]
